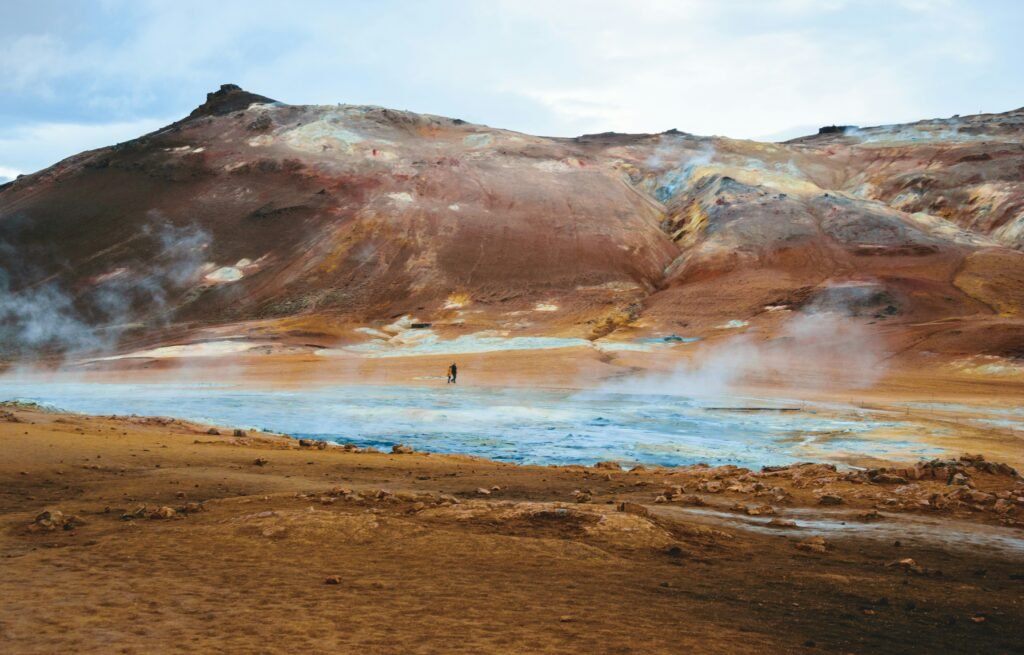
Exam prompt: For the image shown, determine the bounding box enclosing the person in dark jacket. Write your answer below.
[447,362,458,384]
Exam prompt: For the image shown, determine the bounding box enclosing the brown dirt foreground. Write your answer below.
[1,404,1022,655]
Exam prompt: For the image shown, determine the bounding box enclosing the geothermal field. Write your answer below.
[2,84,1024,653]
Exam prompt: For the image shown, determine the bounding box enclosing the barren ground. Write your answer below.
[1,400,1022,655]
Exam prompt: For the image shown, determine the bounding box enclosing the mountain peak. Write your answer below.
[187,84,278,119]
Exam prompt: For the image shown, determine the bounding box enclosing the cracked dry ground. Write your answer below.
[1,406,1022,654]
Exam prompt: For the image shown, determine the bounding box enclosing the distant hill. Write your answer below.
[1,85,1023,361]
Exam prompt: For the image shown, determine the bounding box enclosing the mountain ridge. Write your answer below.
[1,85,1023,366]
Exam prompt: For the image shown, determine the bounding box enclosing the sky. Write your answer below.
[2,0,1023,182]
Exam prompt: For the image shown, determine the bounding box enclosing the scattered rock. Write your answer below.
[0,410,22,422]
[887,558,925,575]
[206,428,220,435]
[593,461,622,471]
[233,429,247,437]
[795,536,831,554]
[253,457,269,466]
[767,518,798,528]
[617,502,650,518]
[121,505,147,520]
[559,615,575,623]
[475,488,492,496]
[572,490,592,503]
[152,506,177,520]
[964,490,996,505]
[324,576,342,585]
[746,505,776,516]
[31,510,65,531]
[818,494,844,505]
[391,444,414,454]
[662,485,685,500]
[871,473,908,485]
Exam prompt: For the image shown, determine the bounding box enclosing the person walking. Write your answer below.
[447,362,458,384]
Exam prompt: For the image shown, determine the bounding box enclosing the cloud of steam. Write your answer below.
[85,214,210,326]
[649,143,716,203]
[598,309,887,400]
[0,213,210,360]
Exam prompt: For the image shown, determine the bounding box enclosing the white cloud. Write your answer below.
[0,118,170,176]
[0,166,22,183]
[0,0,1020,173]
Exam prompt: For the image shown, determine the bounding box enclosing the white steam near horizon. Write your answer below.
[595,310,887,399]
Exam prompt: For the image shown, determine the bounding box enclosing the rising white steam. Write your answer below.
[599,309,887,399]
[0,213,210,359]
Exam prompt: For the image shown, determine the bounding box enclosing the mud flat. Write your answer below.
[1,402,1023,654]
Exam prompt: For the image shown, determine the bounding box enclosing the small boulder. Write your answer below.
[594,461,622,471]
[32,510,65,530]
[153,506,177,520]
[818,494,844,505]
[206,428,220,435]
[871,473,908,485]
[233,429,247,437]
[617,502,650,518]
[965,490,996,505]
[572,490,592,503]
[887,558,925,575]
[391,444,414,454]
[253,457,269,466]
[324,576,342,585]
[795,536,831,554]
